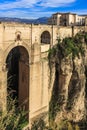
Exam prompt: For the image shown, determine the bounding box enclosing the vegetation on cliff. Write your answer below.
[48,32,87,61]
[48,31,87,130]
[0,92,28,130]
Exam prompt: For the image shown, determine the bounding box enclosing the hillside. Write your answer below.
[0,17,49,24]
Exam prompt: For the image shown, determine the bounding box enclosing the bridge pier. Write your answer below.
[0,63,7,111]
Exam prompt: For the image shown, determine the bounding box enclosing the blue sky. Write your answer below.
[0,0,87,19]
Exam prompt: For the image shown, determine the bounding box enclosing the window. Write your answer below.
[41,31,51,44]
[17,34,21,41]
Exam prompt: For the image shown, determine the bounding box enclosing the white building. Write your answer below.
[48,12,86,26]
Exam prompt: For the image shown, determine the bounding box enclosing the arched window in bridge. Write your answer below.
[15,31,21,41]
[17,34,21,41]
[41,31,51,44]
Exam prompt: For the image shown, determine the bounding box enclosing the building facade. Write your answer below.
[48,12,86,26]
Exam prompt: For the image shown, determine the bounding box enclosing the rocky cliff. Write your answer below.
[48,32,87,126]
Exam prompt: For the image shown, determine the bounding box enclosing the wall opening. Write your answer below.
[41,31,51,44]
[6,46,29,119]
[17,34,21,41]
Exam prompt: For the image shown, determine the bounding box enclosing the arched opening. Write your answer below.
[17,34,21,41]
[41,31,51,44]
[6,46,29,119]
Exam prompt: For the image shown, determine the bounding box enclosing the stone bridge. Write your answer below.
[0,22,86,126]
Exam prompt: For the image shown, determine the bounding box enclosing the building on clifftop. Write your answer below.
[48,12,87,26]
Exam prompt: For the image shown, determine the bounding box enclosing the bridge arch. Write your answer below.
[40,30,51,44]
[3,42,30,63]
[3,43,30,121]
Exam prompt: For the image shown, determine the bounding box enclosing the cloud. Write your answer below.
[0,10,54,18]
[0,0,39,9]
[0,0,76,18]
[0,0,76,9]
[0,0,87,19]
[39,0,76,7]
[0,8,87,19]
[72,9,87,15]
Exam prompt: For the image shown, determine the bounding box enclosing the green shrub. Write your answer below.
[75,124,80,130]
[67,122,74,130]
[0,94,28,130]
[48,32,87,64]
[31,118,47,130]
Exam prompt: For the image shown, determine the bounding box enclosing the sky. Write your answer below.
[0,0,87,19]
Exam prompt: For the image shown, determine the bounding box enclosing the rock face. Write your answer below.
[55,55,86,122]
[49,33,87,123]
